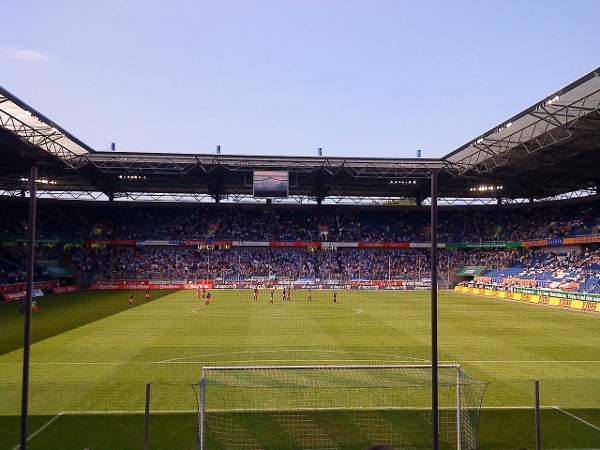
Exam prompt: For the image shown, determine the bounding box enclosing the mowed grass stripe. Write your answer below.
[1,288,599,449]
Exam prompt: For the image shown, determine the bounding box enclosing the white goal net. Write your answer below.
[192,364,487,450]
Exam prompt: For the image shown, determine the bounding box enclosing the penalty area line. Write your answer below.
[11,409,200,449]
[553,406,600,432]
[11,412,64,450]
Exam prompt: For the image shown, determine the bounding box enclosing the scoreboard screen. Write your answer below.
[253,171,289,199]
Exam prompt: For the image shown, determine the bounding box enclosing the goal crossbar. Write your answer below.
[202,363,462,372]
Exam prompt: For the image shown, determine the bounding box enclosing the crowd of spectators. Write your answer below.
[483,248,600,293]
[1,239,518,286]
[4,239,600,293]
[1,198,599,244]
[1,198,600,290]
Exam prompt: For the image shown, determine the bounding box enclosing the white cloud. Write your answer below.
[1,47,49,62]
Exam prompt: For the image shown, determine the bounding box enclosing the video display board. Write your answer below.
[253,171,289,198]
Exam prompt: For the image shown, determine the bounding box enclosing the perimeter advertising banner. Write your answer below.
[455,284,599,312]
[90,281,214,290]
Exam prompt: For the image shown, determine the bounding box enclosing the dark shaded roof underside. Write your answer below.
[1,68,599,202]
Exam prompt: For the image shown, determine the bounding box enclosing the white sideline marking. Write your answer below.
[457,360,600,364]
[27,358,600,365]
[554,406,600,432]
[11,412,64,450]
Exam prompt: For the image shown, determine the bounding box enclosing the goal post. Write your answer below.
[193,364,487,450]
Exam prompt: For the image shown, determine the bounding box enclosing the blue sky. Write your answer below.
[2,0,599,158]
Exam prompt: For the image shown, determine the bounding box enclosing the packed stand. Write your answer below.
[1,198,599,243]
[480,248,600,293]
[1,197,600,291]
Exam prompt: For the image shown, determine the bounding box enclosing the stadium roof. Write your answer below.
[1,67,599,204]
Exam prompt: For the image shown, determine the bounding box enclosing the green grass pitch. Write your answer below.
[1,288,599,449]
